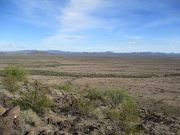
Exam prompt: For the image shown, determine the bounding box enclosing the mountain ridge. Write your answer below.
[0,50,180,56]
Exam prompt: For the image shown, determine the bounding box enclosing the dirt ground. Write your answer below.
[1,55,180,107]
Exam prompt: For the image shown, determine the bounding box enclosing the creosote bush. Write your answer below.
[86,88,141,134]
[72,98,96,116]
[17,91,53,114]
[2,66,28,93]
[106,99,139,122]
[104,89,130,107]
[58,82,73,92]
[86,88,105,101]
[4,66,28,81]
[121,99,139,122]
[105,98,140,134]
[2,76,20,93]
[16,81,53,114]
[86,88,130,107]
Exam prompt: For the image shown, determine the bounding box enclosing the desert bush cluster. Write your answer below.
[16,81,53,114]
[0,66,179,135]
[0,66,142,134]
[1,66,27,93]
[85,88,140,134]
[1,66,53,114]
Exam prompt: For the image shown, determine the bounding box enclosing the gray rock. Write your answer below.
[0,106,25,135]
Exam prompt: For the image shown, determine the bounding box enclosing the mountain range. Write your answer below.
[0,50,180,56]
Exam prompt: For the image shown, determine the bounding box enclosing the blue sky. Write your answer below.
[0,0,180,52]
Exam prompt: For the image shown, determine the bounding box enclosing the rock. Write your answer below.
[71,130,79,135]
[52,93,75,114]
[50,89,63,97]
[84,124,99,134]
[2,106,20,118]
[54,131,66,135]
[46,112,73,131]
[0,90,14,107]
[26,128,37,135]
[21,109,43,126]
[140,108,180,135]
[0,106,24,135]
[0,105,6,115]
[39,130,48,135]
[0,89,14,99]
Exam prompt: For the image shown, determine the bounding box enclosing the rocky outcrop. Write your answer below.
[0,90,180,135]
[140,108,180,135]
[0,106,24,135]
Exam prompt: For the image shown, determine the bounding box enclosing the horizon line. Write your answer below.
[0,50,180,54]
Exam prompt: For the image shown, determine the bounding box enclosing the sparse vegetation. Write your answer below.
[106,98,140,134]
[3,66,28,81]
[1,66,27,93]
[86,88,105,101]
[16,81,53,114]
[106,99,139,122]
[120,99,139,122]
[29,69,159,78]
[58,82,73,92]
[72,97,96,116]
[104,89,130,107]
[21,109,42,126]
[2,76,20,93]
[86,88,130,107]
[17,90,53,114]
[139,99,180,117]
[0,56,180,135]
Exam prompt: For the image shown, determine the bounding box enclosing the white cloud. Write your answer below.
[10,0,61,27]
[0,43,26,51]
[59,0,111,31]
[43,34,88,45]
[43,0,111,45]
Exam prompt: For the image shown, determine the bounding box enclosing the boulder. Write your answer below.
[0,105,6,115]
[0,106,24,135]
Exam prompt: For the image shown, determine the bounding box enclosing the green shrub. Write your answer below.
[106,108,122,120]
[86,88,105,101]
[1,66,27,93]
[58,82,72,92]
[2,76,20,93]
[120,99,139,122]
[157,104,180,117]
[73,98,96,116]
[16,81,53,114]
[86,88,130,107]
[17,90,53,114]
[106,99,140,134]
[4,66,28,81]
[104,89,130,107]
[106,99,139,121]
[138,99,180,117]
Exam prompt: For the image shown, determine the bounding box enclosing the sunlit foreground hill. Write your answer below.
[0,54,180,134]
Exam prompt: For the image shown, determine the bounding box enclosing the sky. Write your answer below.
[0,0,180,52]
